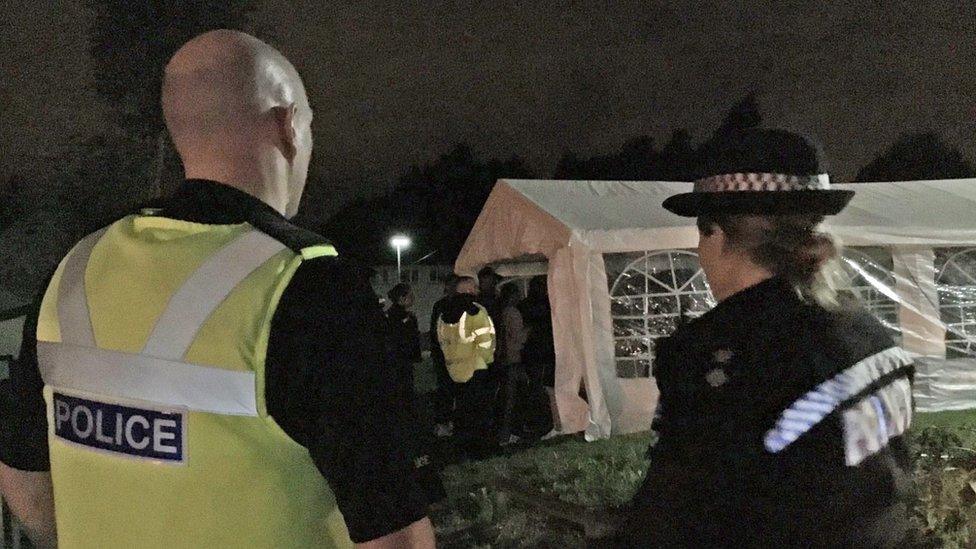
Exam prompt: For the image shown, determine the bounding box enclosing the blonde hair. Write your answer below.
[698,213,844,308]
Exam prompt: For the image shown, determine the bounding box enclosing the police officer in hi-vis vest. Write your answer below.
[0,30,436,549]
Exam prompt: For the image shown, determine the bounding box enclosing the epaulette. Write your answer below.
[250,214,338,260]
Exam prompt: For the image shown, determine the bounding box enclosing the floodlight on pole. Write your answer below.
[390,235,411,281]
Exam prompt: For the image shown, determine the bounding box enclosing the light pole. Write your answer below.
[390,235,411,281]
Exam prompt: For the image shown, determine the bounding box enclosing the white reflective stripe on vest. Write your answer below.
[37,341,258,416]
[44,226,291,416]
[141,230,288,360]
[457,313,476,343]
[57,228,109,348]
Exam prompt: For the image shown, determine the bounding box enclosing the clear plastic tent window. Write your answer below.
[837,248,902,344]
[605,250,715,378]
[937,248,976,359]
[604,246,976,407]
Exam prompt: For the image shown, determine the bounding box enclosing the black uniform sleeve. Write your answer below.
[429,300,442,350]
[645,337,693,459]
[406,314,422,363]
[265,258,428,543]
[0,284,51,471]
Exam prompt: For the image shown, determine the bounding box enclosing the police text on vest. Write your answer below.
[53,393,186,463]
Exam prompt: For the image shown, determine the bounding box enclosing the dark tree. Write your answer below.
[657,129,697,181]
[0,169,80,297]
[688,92,764,178]
[321,144,534,265]
[554,94,761,182]
[712,92,762,138]
[319,195,399,264]
[87,0,259,195]
[553,132,698,181]
[326,94,767,266]
[88,0,258,140]
[0,173,22,233]
[2,4,258,297]
[399,144,534,262]
[554,136,659,180]
[855,132,975,182]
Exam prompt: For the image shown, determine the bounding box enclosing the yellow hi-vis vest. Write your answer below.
[36,215,354,549]
[436,303,495,383]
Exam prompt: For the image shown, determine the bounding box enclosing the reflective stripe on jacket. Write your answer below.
[436,303,495,382]
[37,215,352,549]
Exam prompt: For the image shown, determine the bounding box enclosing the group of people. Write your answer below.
[383,267,557,458]
[0,29,917,548]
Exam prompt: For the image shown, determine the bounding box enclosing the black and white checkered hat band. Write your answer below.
[693,173,831,193]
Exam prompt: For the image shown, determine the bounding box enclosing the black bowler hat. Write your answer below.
[662,128,855,217]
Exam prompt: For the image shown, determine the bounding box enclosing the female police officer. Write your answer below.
[618,129,914,547]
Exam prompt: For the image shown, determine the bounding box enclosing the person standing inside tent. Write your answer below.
[495,283,529,446]
[429,274,459,437]
[618,128,914,547]
[477,266,511,441]
[436,276,496,455]
[519,275,558,438]
[477,266,502,321]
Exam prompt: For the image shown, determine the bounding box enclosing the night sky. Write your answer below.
[3,1,976,217]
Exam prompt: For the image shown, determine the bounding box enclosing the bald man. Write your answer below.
[0,30,436,548]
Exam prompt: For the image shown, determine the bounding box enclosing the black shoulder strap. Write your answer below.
[248,211,336,256]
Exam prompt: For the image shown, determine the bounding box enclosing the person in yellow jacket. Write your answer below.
[436,276,496,454]
[436,277,496,383]
[0,30,435,549]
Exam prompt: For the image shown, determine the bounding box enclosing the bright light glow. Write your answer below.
[390,235,411,249]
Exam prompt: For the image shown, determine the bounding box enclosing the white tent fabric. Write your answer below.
[456,179,976,440]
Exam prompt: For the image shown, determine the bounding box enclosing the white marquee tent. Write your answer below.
[456,179,976,440]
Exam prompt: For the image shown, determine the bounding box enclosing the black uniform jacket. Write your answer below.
[386,304,422,366]
[438,293,483,324]
[623,277,914,548]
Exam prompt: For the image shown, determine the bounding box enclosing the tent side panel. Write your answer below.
[890,246,976,412]
[573,243,613,440]
[587,248,619,437]
[615,378,657,434]
[892,247,945,357]
[915,357,976,412]
[585,250,657,435]
[548,247,590,434]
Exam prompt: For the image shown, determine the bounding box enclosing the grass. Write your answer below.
[910,410,976,548]
[414,354,439,395]
[431,410,976,548]
[914,409,976,443]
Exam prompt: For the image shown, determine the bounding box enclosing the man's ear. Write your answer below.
[272,103,298,161]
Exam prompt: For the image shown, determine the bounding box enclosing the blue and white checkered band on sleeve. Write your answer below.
[763,346,913,456]
[693,173,831,193]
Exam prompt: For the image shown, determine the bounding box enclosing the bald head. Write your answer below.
[162,30,314,217]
